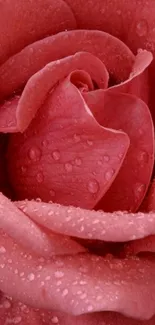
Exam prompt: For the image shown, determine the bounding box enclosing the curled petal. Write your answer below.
[84,91,154,211]
[0,30,134,101]
[65,0,155,120]
[0,193,85,257]
[0,299,155,325]
[0,232,155,320]
[0,52,108,132]
[16,200,155,243]
[108,49,153,104]
[7,74,129,209]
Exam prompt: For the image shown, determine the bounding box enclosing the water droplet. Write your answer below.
[105,169,115,181]
[136,19,148,37]
[97,160,103,166]
[55,271,64,278]
[51,316,59,324]
[62,288,68,297]
[65,162,73,172]
[52,150,60,161]
[134,183,146,200]
[50,189,56,197]
[27,273,35,281]
[45,275,51,281]
[75,158,82,166]
[73,134,81,143]
[87,305,93,312]
[103,155,110,162]
[138,151,149,164]
[42,139,48,147]
[3,300,11,309]
[36,172,44,183]
[28,146,41,162]
[87,140,93,146]
[21,166,27,174]
[88,179,99,194]
[0,246,6,253]
[29,47,34,53]
[36,197,41,202]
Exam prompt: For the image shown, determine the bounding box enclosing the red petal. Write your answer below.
[0,193,85,257]
[0,52,108,132]
[0,30,133,101]
[65,0,155,120]
[0,0,76,64]
[16,200,155,243]
[65,0,155,56]
[0,299,155,325]
[108,49,152,104]
[7,73,129,209]
[0,229,155,320]
[84,91,154,212]
[141,178,155,212]
[124,235,155,256]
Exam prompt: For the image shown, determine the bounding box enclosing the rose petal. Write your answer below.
[0,295,40,325]
[7,74,129,209]
[84,91,154,212]
[141,178,155,212]
[0,231,154,320]
[0,52,108,132]
[108,49,153,104]
[0,298,155,325]
[16,200,155,243]
[65,0,155,55]
[0,30,134,101]
[0,0,76,64]
[65,0,155,120]
[124,235,155,256]
[0,193,85,257]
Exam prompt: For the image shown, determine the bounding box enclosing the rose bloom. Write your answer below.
[1,0,155,324]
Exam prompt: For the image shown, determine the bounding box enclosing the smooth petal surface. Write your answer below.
[7,75,129,209]
[0,0,76,64]
[0,30,134,101]
[16,200,155,243]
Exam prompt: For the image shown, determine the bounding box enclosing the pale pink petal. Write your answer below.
[16,200,155,243]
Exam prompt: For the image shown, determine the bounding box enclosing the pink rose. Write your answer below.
[0,1,155,324]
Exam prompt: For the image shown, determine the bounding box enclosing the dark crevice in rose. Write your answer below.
[75,238,125,257]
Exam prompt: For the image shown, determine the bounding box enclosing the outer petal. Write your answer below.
[7,74,129,209]
[84,91,154,212]
[16,200,155,243]
[0,30,134,101]
[0,231,155,320]
[0,299,155,325]
[0,193,86,257]
[0,0,76,64]
[141,178,155,212]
